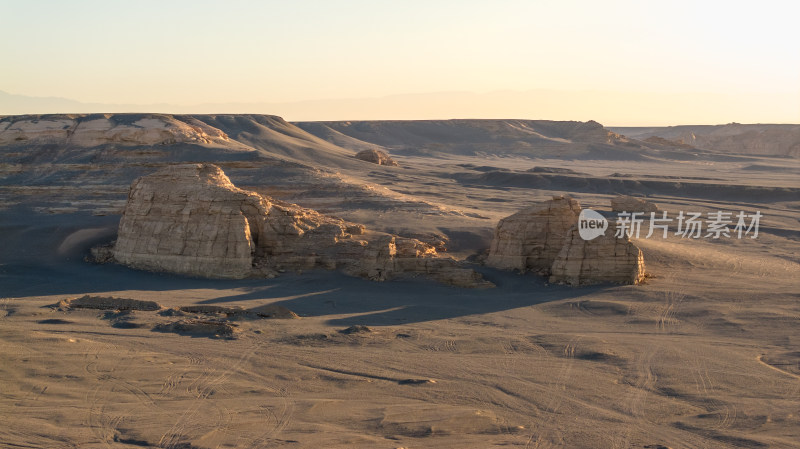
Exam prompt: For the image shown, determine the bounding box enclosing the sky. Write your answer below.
[1,0,798,125]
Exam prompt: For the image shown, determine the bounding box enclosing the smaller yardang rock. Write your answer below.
[549,225,646,286]
[610,195,659,213]
[354,149,398,166]
[153,319,237,339]
[486,195,580,274]
[487,195,647,286]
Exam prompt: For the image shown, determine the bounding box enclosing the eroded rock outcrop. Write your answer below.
[487,195,646,285]
[58,295,161,311]
[112,163,489,287]
[486,195,580,274]
[0,114,228,146]
[610,195,659,214]
[549,226,646,286]
[355,149,398,166]
[113,164,265,278]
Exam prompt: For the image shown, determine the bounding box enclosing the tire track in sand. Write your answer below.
[157,340,264,449]
[524,335,580,449]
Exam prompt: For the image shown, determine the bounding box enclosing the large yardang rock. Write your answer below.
[610,195,659,213]
[549,227,646,286]
[486,195,580,274]
[111,163,490,287]
[113,164,266,279]
[355,149,398,166]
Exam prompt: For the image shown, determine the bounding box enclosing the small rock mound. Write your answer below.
[59,295,161,311]
[87,244,115,263]
[153,320,237,339]
[611,195,660,213]
[526,166,587,175]
[247,304,300,319]
[340,325,373,334]
[397,378,437,385]
[179,304,299,319]
[179,305,250,318]
[354,149,398,166]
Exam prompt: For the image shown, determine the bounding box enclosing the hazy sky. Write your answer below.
[1,0,798,124]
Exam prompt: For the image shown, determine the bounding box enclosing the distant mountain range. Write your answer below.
[2,89,798,126]
[610,125,800,158]
[1,113,797,219]
[2,113,798,162]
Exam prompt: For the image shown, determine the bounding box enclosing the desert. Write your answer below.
[1,113,798,448]
[2,1,799,447]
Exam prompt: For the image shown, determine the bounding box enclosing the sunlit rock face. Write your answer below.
[487,195,646,285]
[486,195,581,275]
[113,164,264,279]
[549,226,646,286]
[0,114,228,147]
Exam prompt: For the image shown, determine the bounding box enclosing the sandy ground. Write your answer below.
[1,118,799,448]
[2,230,798,449]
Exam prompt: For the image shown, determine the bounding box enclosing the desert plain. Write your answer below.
[0,114,798,448]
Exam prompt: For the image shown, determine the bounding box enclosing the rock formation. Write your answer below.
[486,196,581,274]
[486,195,646,285]
[610,195,660,213]
[354,149,398,166]
[111,163,490,287]
[58,295,161,311]
[549,226,646,286]
[113,164,265,279]
[0,114,228,147]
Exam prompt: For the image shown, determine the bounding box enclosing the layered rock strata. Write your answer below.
[486,195,646,285]
[485,196,581,274]
[113,164,265,278]
[0,114,228,146]
[549,226,646,285]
